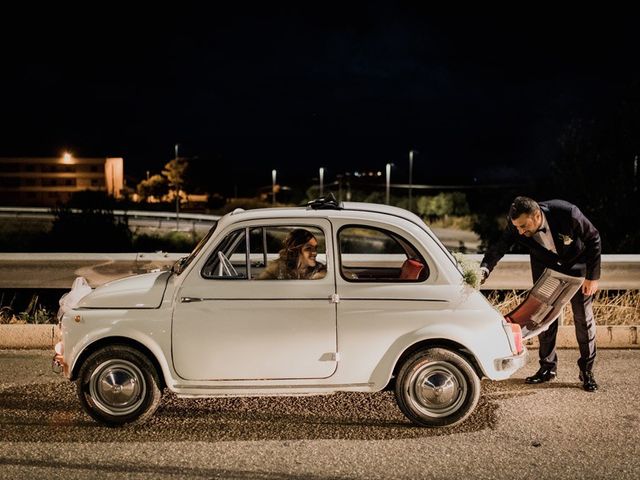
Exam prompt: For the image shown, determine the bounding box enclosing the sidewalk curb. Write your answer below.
[1,324,638,350]
[0,325,61,349]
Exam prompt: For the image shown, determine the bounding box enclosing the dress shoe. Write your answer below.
[579,371,598,392]
[525,368,557,384]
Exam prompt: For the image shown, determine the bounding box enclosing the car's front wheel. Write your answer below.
[395,347,480,427]
[77,345,162,426]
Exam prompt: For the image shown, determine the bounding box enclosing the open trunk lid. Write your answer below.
[505,268,584,340]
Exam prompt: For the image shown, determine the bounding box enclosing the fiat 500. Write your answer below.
[54,199,536,428]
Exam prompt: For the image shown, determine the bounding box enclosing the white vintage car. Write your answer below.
[54,198,552,428]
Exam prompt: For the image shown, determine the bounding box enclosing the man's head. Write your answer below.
[509,196,543,237]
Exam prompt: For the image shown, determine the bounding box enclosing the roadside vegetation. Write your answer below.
[0,293,54,325]
[485,289,640,326]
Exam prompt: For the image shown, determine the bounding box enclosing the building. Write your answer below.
[0,156,124,206]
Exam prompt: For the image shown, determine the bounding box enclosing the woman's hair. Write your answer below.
[280,228,316,273]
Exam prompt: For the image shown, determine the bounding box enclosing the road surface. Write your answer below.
[0,349,639,479]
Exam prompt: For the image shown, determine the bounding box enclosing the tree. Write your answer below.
[162,158,189,194]
[136,174,169,202]
[551,87,640,252]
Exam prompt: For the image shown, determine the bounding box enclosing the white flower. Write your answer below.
[558,234,573,246]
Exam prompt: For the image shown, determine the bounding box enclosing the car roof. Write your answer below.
[219,201,424,227]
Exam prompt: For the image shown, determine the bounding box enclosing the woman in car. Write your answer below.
[259,228,327,280]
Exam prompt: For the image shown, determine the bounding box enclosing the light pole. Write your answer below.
[319,167,324,196]
[409,149,417,212]
[272,169,277,205]
[386,163,392,205]
[174,143,180,230]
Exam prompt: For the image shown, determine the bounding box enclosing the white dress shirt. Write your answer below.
[533,212,557,254]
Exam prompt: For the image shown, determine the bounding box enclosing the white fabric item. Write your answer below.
[58,277,92,313]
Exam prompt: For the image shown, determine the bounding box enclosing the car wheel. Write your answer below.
[77,345,162,426]
[395,347,480,427]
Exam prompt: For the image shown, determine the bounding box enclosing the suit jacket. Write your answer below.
[481,199,601,281]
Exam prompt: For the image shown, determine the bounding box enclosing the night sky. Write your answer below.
[2,7,638,196]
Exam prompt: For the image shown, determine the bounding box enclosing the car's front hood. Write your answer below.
[77,271,172,309]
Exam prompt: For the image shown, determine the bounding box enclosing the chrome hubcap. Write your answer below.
[89,359,146,416]
[407,361,467,418]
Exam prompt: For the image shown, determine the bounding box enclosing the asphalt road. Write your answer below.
[0,349,639,479]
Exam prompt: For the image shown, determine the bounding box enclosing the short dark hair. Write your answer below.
[509,196,540,220]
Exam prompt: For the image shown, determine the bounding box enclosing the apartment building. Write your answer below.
[0,156,124,206]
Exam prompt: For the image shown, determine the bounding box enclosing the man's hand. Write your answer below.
[480,267,490,285]
[582,279,598,296]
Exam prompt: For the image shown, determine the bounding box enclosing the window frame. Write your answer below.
[201,227,247,280]
[200,222,330,281]
[337,224,430,284]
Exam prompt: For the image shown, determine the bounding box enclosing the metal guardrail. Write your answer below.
[0,206,220,232]
[0,253,638,290]
[0,206,220,222]
[469,254,640,290]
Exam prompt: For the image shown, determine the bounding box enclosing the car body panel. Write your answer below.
[58,203,531,402]
[171,217,338,381]
[77,271,171,309]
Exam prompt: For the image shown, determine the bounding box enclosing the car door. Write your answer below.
[332,221,448,381]
[504,268,584,339]
[171,219,338,381]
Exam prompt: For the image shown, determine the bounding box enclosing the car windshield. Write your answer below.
[173,221,218,275]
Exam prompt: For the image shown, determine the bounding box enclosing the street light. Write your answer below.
[272,169,277,205]
[409,149,418,212]
[386,163,392,205]
[319,167,324,196]
[174,143,180,230]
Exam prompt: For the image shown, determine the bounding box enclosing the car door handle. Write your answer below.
[180,297,203,303]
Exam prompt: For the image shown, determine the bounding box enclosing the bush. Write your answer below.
[48,191,132,252]
[132,231,202,253]
[0,293,55,324]
[416,192,470,219]
[216,198,276,214]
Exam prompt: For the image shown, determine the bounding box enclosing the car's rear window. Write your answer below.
[338,225,429,282]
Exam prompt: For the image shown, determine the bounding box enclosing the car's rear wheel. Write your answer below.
[395,347,480,427]
[77,345,162,426]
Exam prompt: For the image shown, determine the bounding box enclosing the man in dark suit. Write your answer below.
[480,196,600,392]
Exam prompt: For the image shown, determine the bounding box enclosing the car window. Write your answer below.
[338,225,429,282]
[202,229,247,279]
[202,225,328,280]
[174,221,218,274]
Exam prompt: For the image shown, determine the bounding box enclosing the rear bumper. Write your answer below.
[490,349,528,380]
